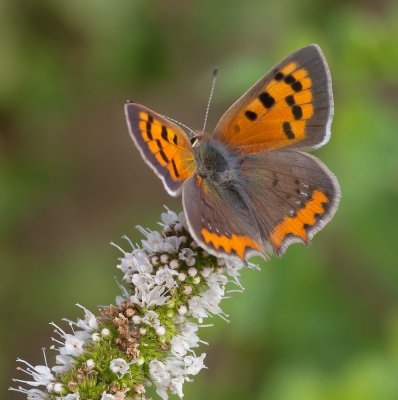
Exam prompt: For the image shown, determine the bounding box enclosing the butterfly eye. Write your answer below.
[190,133,204,147]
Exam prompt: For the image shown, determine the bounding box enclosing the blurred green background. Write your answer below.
[1,0,398,398]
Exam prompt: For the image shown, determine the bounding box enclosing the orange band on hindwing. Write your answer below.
[201,229,262,259]
[270,190,329,251]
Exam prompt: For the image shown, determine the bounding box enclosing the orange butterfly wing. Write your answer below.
[214,44,333,154]
[125,103,196,195]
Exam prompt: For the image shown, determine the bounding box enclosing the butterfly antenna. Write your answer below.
[158,113,196,138]
[202,67,218,133]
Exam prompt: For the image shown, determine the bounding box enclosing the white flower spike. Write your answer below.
[11,209,247,400]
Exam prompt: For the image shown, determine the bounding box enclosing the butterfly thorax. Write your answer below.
[194,139,235,185]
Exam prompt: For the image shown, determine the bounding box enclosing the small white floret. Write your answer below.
[101,328,111,338]
[201,267,212,278]
[136,357,145,366]
[151,256,159,266]
[174,222,183,232]
[64,334,85,357]
[139,327,147,335]
[92,332,100,342]
[178,272,187,282]
[53,383,63,393]
[46,383,55,393]
[156,326,166,336]
[110,358,130,378]
[169,259,180,269]
[184,286,192,295]
[178,306,187,316]
[217,258,225,266]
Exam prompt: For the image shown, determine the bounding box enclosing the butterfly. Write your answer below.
[124,44,341,263]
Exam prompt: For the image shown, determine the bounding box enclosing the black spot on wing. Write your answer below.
[245,110,258,120]
[161,126,168,142]
[259,92,275,109]
[285,95,295,106]
[156,139,169,163]
[292,105,303,120]
[146,124,153,140]
[292,81,303,92]
[145,114,154,140]
[283,73,303,92]
[284,74,296,84]
[283,122,295,139]
[171,159,179,177]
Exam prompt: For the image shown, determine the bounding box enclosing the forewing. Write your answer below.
[125,103,196,196]
[214,44,333,153]
[182,176,265,262]
[238,150,340,255]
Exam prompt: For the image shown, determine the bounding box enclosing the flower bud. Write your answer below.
[156,326,166,336]
[178,272,187,282]
[92,332,101,342]
[53,383,64,394]
[101,328,111,338]
[184,286,193,295]
[170,259,180,269]
[139,327,147,335]
[201,267,212,278]
[178,306,187,316]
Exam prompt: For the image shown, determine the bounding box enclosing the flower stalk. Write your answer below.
[11,209,256,400]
